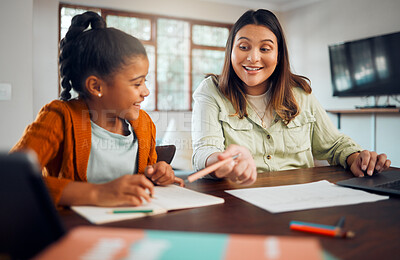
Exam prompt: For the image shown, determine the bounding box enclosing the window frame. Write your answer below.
[59,3,232,111]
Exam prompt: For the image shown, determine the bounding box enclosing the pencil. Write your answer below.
[335,216,346,228]
[186,154,240,183]
[290,221,355,238]
[108,209,153,214]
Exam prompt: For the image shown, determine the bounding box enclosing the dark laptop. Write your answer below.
[337,169,400,196]
[0,152,66,259]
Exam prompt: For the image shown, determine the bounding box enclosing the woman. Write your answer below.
[191,9,391,185]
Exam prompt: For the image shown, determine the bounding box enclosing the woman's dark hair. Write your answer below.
[214,9,311,123]
[59,11,147,101]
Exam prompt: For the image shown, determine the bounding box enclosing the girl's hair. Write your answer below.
[214,9,311,123]
[59,11,147,101]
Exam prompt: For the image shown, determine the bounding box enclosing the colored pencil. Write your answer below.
[336,216,346,228]
[108,209,153,214]
[290,220,355,238]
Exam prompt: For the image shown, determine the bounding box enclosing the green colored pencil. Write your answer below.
[109,209,153,214]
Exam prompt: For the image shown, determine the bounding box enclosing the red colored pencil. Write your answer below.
[290,221,355,238]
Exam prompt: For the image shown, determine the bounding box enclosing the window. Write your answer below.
[59,4,231,111]
[191,24,228,108]
[60,7,100,38]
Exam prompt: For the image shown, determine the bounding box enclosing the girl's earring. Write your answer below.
[98,93,102,98]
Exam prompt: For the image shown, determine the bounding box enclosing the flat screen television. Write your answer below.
[328,31,400,99]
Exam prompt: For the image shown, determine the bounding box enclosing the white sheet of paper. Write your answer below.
[72,185,224,224]
[225,180,389,213]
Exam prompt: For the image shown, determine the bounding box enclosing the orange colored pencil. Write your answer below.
[290,221,355,238]
[186,154,240,183]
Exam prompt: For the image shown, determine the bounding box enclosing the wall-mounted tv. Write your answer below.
[328,31,400,98]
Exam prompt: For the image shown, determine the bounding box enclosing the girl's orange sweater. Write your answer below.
[11,98,157,204]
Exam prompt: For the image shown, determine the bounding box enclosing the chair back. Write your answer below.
[156,145,176,164]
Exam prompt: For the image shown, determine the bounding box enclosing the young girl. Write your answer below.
[192,9,391,185]
[11,11,183,206]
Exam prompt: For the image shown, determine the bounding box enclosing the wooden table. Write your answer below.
[59,166,400,260]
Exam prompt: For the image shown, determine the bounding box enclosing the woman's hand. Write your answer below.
[347,150,391,177]
[207,144,257,185]
[145,161,184,187]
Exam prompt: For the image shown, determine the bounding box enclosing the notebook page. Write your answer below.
[151,185,224,210]
[71,185,224,224]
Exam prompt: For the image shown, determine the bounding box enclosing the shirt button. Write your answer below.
[266,155,272,160]
[266,135,271,139]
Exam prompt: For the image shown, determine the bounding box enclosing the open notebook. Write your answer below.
[72,185,224,224]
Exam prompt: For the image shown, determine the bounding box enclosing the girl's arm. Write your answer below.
[58,174,154,206]
[11,102,65,169]
[11,101,71,204]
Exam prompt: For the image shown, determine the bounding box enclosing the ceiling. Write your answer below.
[198,0,325,12]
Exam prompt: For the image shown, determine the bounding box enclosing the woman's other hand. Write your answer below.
[348,150,391,177]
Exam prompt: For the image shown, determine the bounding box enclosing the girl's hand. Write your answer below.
[348,150,391,177]
[209,144,257,185]
[145,161,184,187]
[93,174,154,206]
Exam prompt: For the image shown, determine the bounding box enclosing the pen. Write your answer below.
[290,220,355,238]
[108,209,153,214]
[186,154,240,183]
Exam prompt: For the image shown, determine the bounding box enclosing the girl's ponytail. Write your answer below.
[59,11,106,101]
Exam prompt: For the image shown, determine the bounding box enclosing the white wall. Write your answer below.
[63,0,250,23]
[33,0,59,124]
[282,0,400,109]
[281,0,400,166]
[0,0,34,151]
